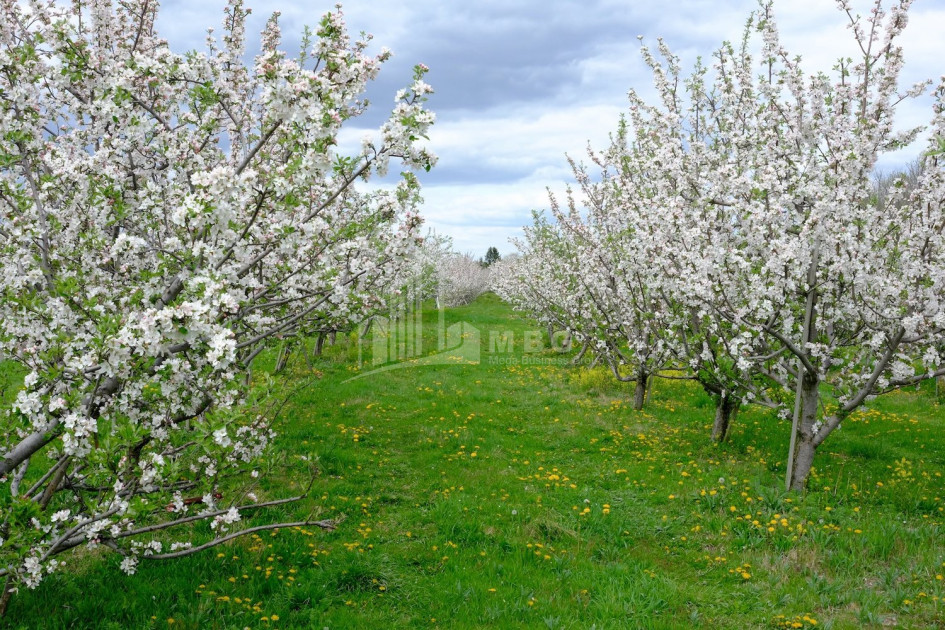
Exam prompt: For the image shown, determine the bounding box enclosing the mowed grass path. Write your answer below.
[6,294,945,629]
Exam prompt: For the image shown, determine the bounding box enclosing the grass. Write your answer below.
[3,293,945,628]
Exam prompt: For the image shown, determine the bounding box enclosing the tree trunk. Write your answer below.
[299,337,314,368]
[711,393,737,442]
[788,373,821,490]
[314,332,326,357]
[571,341,589,365]
[633,371,648,411]
[274,340,291,373]
[786,242,823,490]
[0,576,14,618]
[790,436,817,491]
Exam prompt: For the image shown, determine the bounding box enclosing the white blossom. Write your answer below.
[119,557,138,576]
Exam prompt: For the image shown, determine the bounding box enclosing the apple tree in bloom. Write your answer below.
[0,0,435,608]
[493,214,580,337]
[581,123,778,438]
[410,230,454,302]
[495,212,608,361]
[496,183,676,412]
[436,252,492,307]
[549,160,679,410]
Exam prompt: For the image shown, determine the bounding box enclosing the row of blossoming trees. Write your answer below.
[0,0,439,611]
[496,0,945,492]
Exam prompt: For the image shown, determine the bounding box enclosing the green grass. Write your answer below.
[4,293,945,628]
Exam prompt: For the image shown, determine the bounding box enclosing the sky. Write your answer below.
[156,0,945,258]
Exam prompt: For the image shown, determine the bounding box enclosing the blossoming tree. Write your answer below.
[592,116,787,441]
[496,186,676,412]
[436,252,493,307]
[0,0,434,610]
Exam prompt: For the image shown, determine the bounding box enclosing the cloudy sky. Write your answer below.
[157,0,945,257]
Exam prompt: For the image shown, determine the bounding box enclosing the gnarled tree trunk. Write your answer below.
[711,393,738,442]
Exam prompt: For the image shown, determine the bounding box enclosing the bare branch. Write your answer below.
[141,519,338,560]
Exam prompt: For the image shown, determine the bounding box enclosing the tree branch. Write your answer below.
[141,519,338,560]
